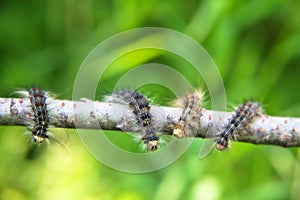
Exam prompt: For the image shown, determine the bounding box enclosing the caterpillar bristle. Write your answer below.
[215,101,262,151]
[106,89,135,104]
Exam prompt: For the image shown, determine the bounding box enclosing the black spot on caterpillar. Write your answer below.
[215,101,262,151]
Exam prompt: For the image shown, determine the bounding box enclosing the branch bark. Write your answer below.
[1,97,300,148]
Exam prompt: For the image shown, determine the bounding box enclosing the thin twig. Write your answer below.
[1,97,300,148]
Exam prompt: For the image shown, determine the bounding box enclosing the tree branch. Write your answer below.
[1,97,300,148]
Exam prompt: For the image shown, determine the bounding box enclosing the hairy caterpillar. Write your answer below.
[28,87,50,143]
[16,87,66,146]
[215,101,262,151]
[128,90,159,151]
[173,91,203,138]
[110,89,159,151]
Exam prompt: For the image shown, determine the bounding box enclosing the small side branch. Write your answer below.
[1,97,300,148]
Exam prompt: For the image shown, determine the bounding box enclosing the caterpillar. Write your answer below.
[28,87,51,143]
[173,91,203,138]
[215,101,262,151]
[110,89,159,151]
[128,90,159,151]
[16,87,58,144]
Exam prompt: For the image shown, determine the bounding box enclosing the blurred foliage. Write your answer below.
[1,0,300,200]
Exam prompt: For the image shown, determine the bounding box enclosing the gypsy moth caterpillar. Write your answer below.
[15,87,66,147]
[215,101,262,151]
[28,87,50,143]
[110,89,160,151]
[173,91,204,138]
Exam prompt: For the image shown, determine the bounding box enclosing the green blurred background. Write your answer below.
[1,0,300,199]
